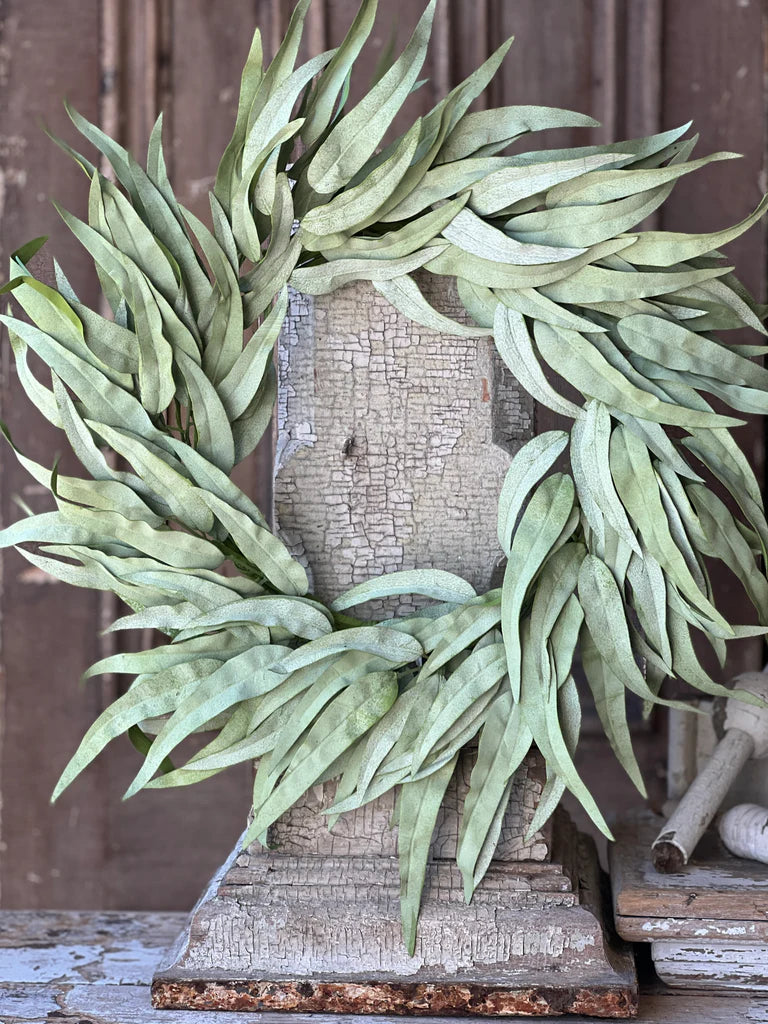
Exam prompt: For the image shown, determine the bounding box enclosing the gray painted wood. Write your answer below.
[611,811,768,990]
[275,274,531,612]
[0,912,764,1022]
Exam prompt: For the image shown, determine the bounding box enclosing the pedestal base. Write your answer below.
[153,816,636,1017]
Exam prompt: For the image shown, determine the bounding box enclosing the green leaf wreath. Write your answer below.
[3,0,768,951]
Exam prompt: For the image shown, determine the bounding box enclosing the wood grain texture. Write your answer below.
[652,939,768,989]
[0,0,109,910]
[611,811,768,926]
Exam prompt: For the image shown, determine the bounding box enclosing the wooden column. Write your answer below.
[153,277,636,1016]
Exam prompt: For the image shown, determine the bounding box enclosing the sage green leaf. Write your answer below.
[53,372,125,487]
[244,0,307,132]
[52,660,216,800]
[70,300,139,375]
[242,213,302,326]
[231,361,278,466]
[429,236,636,291]
[667,597,765,702]
[618,314,768,389]
[442,206,584,265]
[456,693,532,898]
[8,271,83,346]
[59,505,224,570]
[411,34,515,158]
[439,106,598,164]
[534,323,740,429]
[495,286,607,334]
[279,626,422,673]
[0,315,159,439]
[610,424,730,628]
[417,596,501,679]
[528,543,586,685]
[306,0,436,195]
[99,177,179,304]
[176,350,236,473]
[6,328,61,427]
[688,484,768,622]
[497,430,569,553]
[320,196,468,262]
[242,51,334,174]
[124,271,176,416]
[571,400,640,554]
[289,245,445,295]
[217,289,287,421]
[350,686,421,802]
[124,155,211,316]
[65,101,138,203]
[164,437,268,529]
[15,546,140,598]
[519,619,611,837]
[83,632,250,679]
[180,205,244,385]
[231,125,298,263]
[331,569,476,611]
[502,473,575,700]
[302,120,421,239]
[546,150,740,207]
[413,644,507,772]
[581,629,646,795]
[655,470,708,593]
[106,603,200,636]
[265,652,380,769]
[541,263,732,305]
[456,278,497,329]
[301,0,378,146]
[0,511,125,553]
[124,646,290,797]
[682,426,768,559]
[200,491,307,595]
[469,152,629,217]
[526,673,583,835]
[398,752,458,954]
[548,593,585,692]
[656,464,709,551]
[612,412,701,480]
[578,553,693,707]
[245,670,399,844]
[87,421,214,534]
[666,278,767,336]
[214,29,265,210]
[374,274,488,338]
[623,194,768,267]
[505,183,675,249]
[174,595,332,642]
[626,550,672,665]
[493,306,583,420]
[380,156,522,222]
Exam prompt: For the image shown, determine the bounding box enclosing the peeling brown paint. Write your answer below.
[151,977,638,1018]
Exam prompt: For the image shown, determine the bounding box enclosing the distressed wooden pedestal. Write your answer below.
[153,277,636,1016]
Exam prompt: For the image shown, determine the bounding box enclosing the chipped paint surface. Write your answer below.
[5,910,768,1020]
[275,274,533,614]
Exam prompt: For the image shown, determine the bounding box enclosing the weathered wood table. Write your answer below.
[2,910,768,1023]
